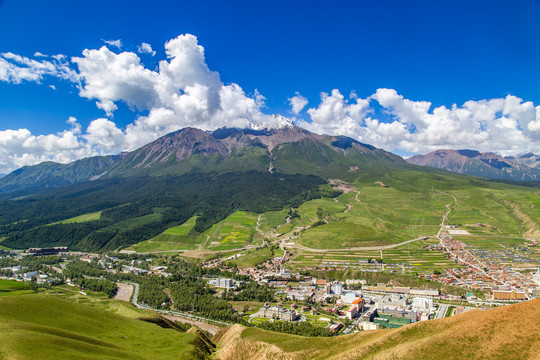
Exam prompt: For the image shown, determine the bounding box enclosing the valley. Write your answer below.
[0,126,539,359]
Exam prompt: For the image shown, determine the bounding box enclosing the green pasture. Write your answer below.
[228,246,279,268]
[0,294,204,359]
[128,216,203,252]
[53,211,102,224]
[0,280,35,297]
[104,212,163,231]
[259,210,289,232]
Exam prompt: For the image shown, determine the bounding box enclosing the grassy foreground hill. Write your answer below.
[0,294,213,359]
[214,299,540,360]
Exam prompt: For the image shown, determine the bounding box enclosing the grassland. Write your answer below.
[227,245,283,268]
[0,291,210,359]
[0,279,35,297]
[104,212,163,231]
[53,211,102,224]
[270,172,540,254]
[0,237,10,250]
[124,169,540,269]
[128,216,202,252]
[215,299,540,360]
[258,210,289,233]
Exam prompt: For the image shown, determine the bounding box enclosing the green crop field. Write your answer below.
[288,238,458,273]
[205,211,259,248]
[130,211,261,253]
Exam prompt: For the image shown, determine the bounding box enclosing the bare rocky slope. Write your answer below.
[214,298,540,360]
[407,149,540,181]
[506,152,540,169]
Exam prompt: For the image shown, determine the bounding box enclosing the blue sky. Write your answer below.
[1,0,540,172]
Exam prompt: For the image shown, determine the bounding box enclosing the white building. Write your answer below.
[359,321,379,330]
[218,278,234,288]
[331,283,343,295]
[412,297,434,311]
[346,304,359,320]
[533,269,540,286]
[341,292,361,305]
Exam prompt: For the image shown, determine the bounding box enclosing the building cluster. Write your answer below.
[435,232,539,300]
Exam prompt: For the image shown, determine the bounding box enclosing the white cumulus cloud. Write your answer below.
[137,42,156,56]
[1,34,540,174]
[102,39,122,49]
[288,92,308,115]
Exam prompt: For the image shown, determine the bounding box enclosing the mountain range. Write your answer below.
[1,122,539,252]
[0,124,403,195]
[406,149,540,181]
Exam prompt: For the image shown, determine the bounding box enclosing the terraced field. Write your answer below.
[205,211,259,250]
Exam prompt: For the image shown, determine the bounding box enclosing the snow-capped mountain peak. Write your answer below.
[248,114,294,131]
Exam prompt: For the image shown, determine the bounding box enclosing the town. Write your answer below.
[2,239,539,336]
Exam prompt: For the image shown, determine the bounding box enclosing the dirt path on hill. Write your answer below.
[115,282,133,302]
[163,314,221,335]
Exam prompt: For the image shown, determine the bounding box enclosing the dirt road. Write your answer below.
[163,314,221,335]
[115,282,134,302]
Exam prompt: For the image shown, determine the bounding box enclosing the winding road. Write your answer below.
[118,281,229,335]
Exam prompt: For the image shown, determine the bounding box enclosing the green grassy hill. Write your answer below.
[0,293,212,359]
[215,299,540,360]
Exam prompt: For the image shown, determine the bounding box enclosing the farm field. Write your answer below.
[124,171,540,262]
[258,210,289,233]
[205,211,259,250]
[129,211,261,253]
[288,237,457,274]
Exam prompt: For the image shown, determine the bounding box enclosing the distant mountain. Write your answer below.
[505,152,540,169]
[406,149,540,181]
[0,123,405,194]
[0,155,123,193]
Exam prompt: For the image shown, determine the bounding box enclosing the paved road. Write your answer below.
[434,303,449,319]
[163,314,220,335]
[289,236,430,253]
